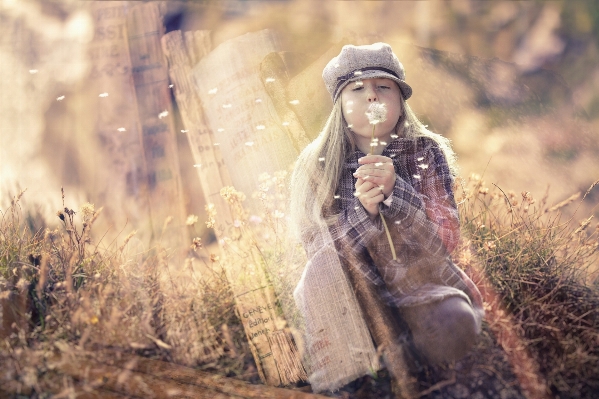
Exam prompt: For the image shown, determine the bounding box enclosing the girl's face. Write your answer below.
[340,78,403,151]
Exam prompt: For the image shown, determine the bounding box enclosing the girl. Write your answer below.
[289,43,484,385]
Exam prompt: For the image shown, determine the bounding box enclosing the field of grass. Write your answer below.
[0,175,598,398]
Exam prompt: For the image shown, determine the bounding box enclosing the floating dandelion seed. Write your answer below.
[282,122,290,126]
[180,129,188,133]
[193,164,202,168]
[334,195,340,199]
[380,141,387,146]
[375,162,383,167]
[370,142,378,147]
[29,69,38,74]
[418,164,429,170]
[289,100,300,105]
[245,141,254,146]
[117,127,126,132]
[256,125,265,130]
[169,84,174,88]
[346,101,354,105]
[318,157,325,162]
[354,81,363,87]
[334,63,340,68]
[354,206,360,210]
[222,103,232,109]
[265,77,275,83]
[255,99,262,103]
[233,219,242,227]
[366,102,387,125]
[354,191,361,197]
[347,124,353,128]
[214,143,220,146]
[56,95,65,101]
[273,210,285,219]
[158,110,168,119]
[217,128,225,132]
[417,157,424,161]
[390,154,396,158]
[390,134,399,139]
[347,109,353,114]
[99,92,108,97]
[354,71,363,76]
[249,215,262,224]
[413,174,421,179]
[208,88,218,94]
[394,220,401,224]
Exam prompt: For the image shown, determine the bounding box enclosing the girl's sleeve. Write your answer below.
[379,143,459,256]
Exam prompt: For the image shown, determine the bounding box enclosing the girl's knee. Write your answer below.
[404,297,478,364]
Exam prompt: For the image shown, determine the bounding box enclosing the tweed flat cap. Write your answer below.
[323,42,412,103]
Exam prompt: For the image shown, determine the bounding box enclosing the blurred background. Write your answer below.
[2,0,599,249]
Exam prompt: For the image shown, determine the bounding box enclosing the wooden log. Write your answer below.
[51,350,328,399]
[126,2,187,251]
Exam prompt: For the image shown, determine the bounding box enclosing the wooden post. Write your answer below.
[126,3,187,251]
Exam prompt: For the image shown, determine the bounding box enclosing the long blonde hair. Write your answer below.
[288,94,457,242]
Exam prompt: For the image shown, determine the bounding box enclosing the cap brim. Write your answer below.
[335,70,412,102]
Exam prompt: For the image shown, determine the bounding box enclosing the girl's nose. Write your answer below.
[366,86,377,102]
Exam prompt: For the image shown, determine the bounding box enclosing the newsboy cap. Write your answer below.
[323,42,412,103]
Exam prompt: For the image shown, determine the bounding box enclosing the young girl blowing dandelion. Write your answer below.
[289,43,484,391]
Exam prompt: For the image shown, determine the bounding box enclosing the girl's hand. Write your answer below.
[353,155,396,199]
[355,177,384,219]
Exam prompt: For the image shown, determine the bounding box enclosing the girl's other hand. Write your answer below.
[355,177,384,219]
[353,155,396,199]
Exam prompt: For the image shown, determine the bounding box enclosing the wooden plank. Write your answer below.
[162,30,307,387]
[126,3,187,250]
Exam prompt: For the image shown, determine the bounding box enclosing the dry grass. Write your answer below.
[1,174,598,398]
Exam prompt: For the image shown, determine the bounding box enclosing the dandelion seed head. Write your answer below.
[366,102,387,125]
[208,88,218,94]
